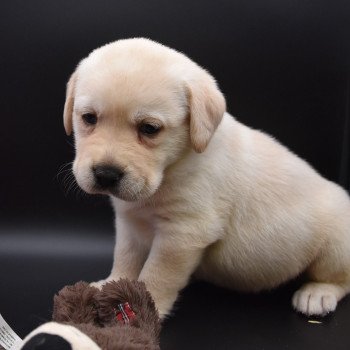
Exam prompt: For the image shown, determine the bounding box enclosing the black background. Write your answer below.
[1,1,350,349]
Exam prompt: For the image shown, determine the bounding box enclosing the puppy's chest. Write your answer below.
[119,205,167,244]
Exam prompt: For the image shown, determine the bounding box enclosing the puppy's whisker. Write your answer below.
[73,183,86,200]
[56,162,74,180]
[66,140,75,148]
[57,161,73,173]
[63,176,79,197]
[62,174,76,190]
[56,169,73,183]
[57,168,72,177]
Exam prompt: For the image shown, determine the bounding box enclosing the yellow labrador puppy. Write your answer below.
[64,38,350,318]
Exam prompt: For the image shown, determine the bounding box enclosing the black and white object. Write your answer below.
[21,323,100,350]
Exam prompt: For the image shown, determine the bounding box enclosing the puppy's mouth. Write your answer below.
[81,181,147,202]
[89,168,150,202]
[103,181,147,202]
[73,163,157,202]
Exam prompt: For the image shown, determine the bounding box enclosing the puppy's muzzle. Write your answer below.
[93,165,124,190]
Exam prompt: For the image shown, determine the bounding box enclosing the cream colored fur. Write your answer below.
[64,38,350,318]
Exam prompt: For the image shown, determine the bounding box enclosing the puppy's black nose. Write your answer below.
[93,165,124,189]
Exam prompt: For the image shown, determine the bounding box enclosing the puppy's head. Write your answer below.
[64,38,225,201]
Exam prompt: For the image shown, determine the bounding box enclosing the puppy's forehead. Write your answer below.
[75,56,187,122]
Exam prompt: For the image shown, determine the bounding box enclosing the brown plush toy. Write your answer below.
[20,280,161,350]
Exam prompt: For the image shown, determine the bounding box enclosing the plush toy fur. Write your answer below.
[21,280,161,350]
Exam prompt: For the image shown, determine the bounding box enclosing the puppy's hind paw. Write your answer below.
[292,282,342,316]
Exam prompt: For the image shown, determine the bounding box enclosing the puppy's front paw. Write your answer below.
[150,294,177,320]
[156,307,171,320]
[292,282,341,316]
[90,280,105,290]
[90,278,115,290]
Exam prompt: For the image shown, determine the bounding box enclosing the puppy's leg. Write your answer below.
[292,282,348,316]
[91,219,149,289]
[138,232,205,318]
[292,221,350,316]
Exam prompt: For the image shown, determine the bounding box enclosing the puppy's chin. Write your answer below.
[76,180,157,202]
[109,189,151,202]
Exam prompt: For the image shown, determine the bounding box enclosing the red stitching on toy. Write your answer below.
[115,302,136,324]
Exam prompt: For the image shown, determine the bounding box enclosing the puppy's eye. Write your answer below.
[138,123,161,136]
[82,113,97,125]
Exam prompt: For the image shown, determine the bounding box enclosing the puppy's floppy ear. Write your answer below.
[186,72,226,153]
[63,72,77,136]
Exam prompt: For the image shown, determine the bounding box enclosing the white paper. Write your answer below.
[0,314,23,350]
